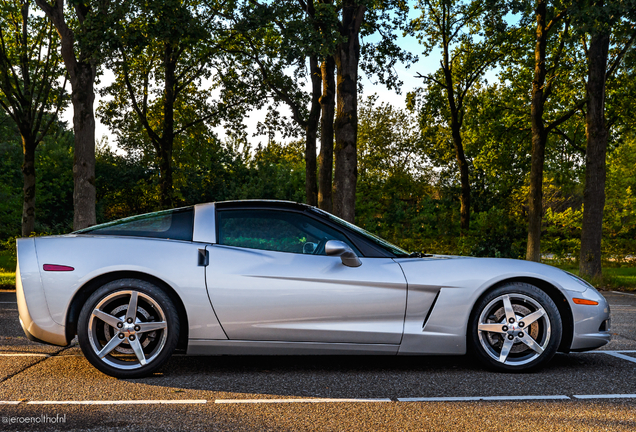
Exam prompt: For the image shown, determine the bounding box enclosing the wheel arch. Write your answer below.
[471,276,574,353]
[65,271,189,353]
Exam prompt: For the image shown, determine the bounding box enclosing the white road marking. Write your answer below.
[27,400,207,405]
[602,352,636,364]
[398,395,570,402]
[215,398,392,404]
[572,350,636,365]
[0,353,50,357]
[574,394,636,399]
[611,291,636,296]
[7,394,636,405]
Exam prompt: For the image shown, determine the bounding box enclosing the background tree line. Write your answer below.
[0,0,635,280]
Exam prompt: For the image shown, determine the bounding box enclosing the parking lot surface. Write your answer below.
[1,289,635,431]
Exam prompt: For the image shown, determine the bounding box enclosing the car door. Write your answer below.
[205,208,407,345]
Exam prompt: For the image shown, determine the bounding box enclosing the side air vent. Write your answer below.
[423,291,441,329]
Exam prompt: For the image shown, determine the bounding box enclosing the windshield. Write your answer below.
[311,209,410,257]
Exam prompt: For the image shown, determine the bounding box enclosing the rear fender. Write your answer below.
[16,238,68,346]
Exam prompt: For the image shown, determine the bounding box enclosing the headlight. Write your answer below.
[564,271,595,289]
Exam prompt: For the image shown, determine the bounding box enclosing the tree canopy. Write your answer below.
[0,0,634,277]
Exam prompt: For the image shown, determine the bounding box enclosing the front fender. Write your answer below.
[394,257,585,355]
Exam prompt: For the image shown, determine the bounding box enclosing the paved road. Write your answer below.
[1,289,635,431]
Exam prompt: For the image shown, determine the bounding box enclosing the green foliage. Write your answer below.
[235,140,307,203]
[0,112,21,238]
[0,249,16,289]
[542,207,583,259]
[601,267,636,292]
[0,0,68,126]
[468,208,526,258]
[95,142,156,221]
[553,262,636,291]
[0,110,75,236]
[34,125,74,233]
[603,134,636,262]
[355,95,442,253]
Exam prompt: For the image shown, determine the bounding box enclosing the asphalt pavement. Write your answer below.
[1,289,635,431]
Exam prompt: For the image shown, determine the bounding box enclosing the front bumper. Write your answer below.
[569,287,611,351]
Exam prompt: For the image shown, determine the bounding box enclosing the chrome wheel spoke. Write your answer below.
[129,337,147,366]
[498,338,514,363]
[519,334,544,355]
[98,335,124,358]
[502,295,516,323]
[136,321,167,333]
[521,309,545,327]
[478,323,507,334]
[93,309,122,328]
[125,291,139,322]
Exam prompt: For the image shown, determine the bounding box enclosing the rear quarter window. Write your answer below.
[75,207,194,241]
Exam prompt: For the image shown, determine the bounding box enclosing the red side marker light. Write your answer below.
[572,298,598,305]
[43,264,74,272]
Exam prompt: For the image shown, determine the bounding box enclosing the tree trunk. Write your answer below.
[333,3,364,222]
[305,56,321,207]
[451,124,470,231]
[35,0,96,230]
[157,141,173,209]
[318,56,335,212]
[21,135,36,237]
[580,31,610,278]
[71,64,97,230]
[159,43,176,209]
[441,39,470,232]
[526,0,548,262]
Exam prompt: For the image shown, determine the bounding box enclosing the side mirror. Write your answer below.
[325,240,362,267]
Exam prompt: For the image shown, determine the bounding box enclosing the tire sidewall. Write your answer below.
[468,283,562,372]
[77,278,180,379]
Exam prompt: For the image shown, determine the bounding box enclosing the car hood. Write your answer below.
[392,256,590,293]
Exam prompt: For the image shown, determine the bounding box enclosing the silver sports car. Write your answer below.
[16,200,610,378]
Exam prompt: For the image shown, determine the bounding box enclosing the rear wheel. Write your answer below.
[78,279,179,378]
[469,283,562,372]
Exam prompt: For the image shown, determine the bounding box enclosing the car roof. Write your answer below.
[214,200,314,212]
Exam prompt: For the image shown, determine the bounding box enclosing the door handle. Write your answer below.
[198,248,209,266]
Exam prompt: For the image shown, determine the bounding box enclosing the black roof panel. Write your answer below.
[214,200,313,212]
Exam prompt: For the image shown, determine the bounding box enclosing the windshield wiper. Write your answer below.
[408,251,433,258]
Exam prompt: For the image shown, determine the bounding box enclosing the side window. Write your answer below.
[217,209,360,255]
[76,208,194,241]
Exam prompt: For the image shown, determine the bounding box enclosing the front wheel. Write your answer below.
[469,283,562,372]
[78,279,180,379]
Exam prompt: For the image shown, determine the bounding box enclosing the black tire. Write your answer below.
[78,279,180,379]
[468,282,562,372]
